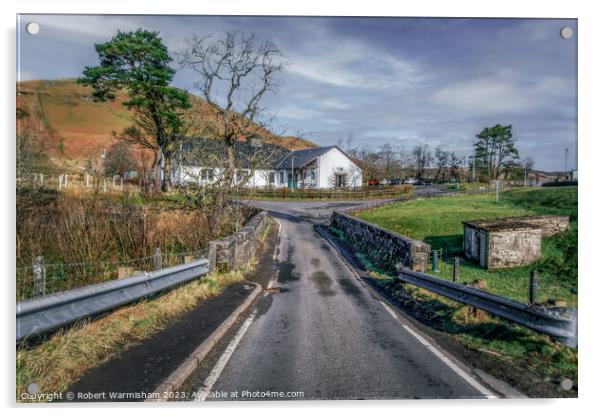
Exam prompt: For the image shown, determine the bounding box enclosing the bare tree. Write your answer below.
[434,146,450,182]
[449,152,463,180]
[379,143,400,179]
[412,144,433,179]
[178,32,286,190]
[104,141,135,177]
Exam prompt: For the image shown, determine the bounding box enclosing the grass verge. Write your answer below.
[370,275,577,397]
[16,218,274,402]
[355,187,577,304]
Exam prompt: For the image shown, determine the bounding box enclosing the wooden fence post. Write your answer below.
[453,257,460,282]
[154,247,163,270]
[33,256,46,297]
[432,250,439,273]
[529,271,538,305]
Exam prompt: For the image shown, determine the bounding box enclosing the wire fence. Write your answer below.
[16,248,207,302]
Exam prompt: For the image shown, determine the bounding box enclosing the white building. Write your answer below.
[172,138,363,189]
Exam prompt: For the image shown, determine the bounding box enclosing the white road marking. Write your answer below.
[194,309,257,402]
[379,300,497,399]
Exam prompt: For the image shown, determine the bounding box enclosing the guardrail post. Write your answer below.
[432,250,439,273]
[33,256,46,297]
[529,270,538,305]
[154,247,163,271]
[453,257,460,282]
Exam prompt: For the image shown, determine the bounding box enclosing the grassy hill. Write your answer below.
[16,79,316,171]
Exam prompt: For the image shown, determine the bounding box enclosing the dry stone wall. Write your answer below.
[331,211,430,273]
[207,210,268,272]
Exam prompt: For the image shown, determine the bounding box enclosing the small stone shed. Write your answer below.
[462,215,569,269]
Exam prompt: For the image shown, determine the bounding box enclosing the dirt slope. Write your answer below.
[16,79,316,171]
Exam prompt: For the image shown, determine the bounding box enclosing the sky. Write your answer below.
[17,14,577,171]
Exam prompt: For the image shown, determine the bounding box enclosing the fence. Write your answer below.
[15,209,269,341]
[18,172,142,194]
[16,248,206,302]
[237,185,413,200]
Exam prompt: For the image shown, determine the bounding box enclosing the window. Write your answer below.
[279,171,285,184]
[201,168,214,181]
[269,172,276,184]
[310,170,316,180]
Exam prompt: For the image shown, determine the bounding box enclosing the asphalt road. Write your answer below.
[186,189,495,400]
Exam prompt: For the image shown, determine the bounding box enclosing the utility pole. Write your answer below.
[564,147,569,178]
[290,154,295,190]
[469,154,476,183]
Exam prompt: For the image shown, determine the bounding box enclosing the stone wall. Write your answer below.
[331,211,430,273]
[207,210,268,272]
[487,228,542,269]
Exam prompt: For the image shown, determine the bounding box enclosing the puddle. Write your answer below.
[310,271,337,296]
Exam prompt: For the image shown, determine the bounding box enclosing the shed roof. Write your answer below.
[462,218,540,232]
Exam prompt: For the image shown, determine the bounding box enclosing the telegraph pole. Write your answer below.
[564,147,569,178]
[290,154,295,190]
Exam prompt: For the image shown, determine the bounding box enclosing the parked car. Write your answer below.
[367,179,380,186]
[389,178,402,186]
[402,178,418,185]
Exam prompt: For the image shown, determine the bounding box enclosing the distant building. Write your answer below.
[463,215,569,269]
[171,138,363,189]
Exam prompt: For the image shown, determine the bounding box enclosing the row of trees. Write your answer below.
[338,123,527,183]
[340,140,466,182]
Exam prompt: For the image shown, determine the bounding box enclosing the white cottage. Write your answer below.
[171,138,362,189]
[274,146,362,189]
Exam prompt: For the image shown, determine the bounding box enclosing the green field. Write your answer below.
[356,187,578,305]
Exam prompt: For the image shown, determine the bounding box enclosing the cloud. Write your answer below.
[281,21,425,90]
[431,72,574,115]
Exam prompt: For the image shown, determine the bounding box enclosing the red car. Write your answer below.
[367,179,380,186]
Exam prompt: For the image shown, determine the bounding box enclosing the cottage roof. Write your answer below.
[276,146,334,169]
[176,137,291,170]
[176,139,354,171]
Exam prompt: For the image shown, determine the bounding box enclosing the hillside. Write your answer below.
[16,79,316,171]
